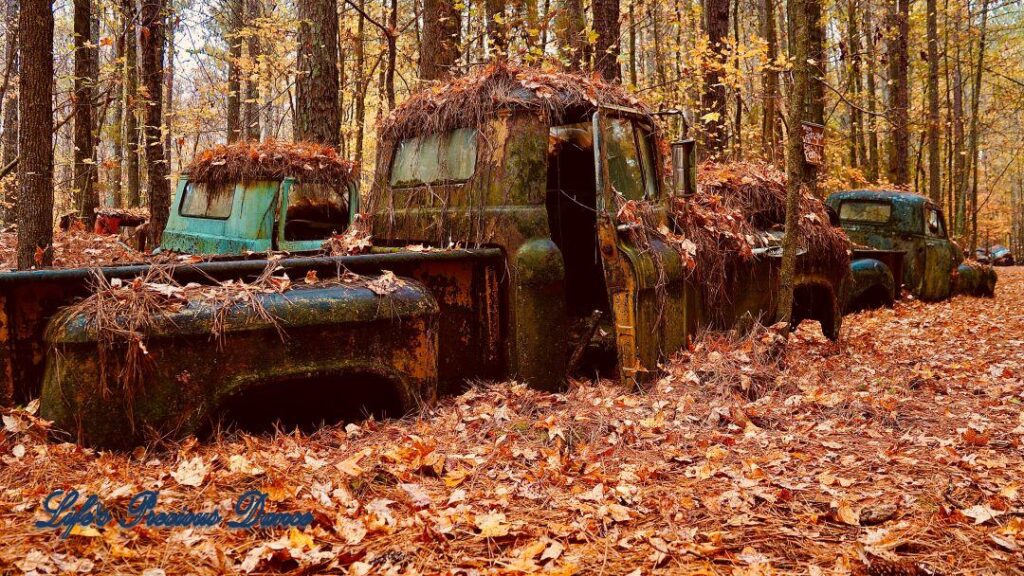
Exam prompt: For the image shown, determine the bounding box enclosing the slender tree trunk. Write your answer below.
[73,0,98,223]
[864,2,880,181]
[885,0,909,185]
[111,22,124,207]
[226,0,242,142]
[1,0,18,223]
[354,0,365,164]
[295,0,340,145]
[593,0,621,81]
[732,0,741,159]
[140,0,169,244]
[802,0,824,183]
[555,0,587,71]
[702,0,729,154]
[926,0,940,202]
[384,0,396,109]
[761,0,779,163]
[243,0,261,139]
[779,0,813,325]
[846,0,862,168]
[628,2,636,86]
[650,3,665,85]
[17,0,53,268]
[965,0,988,251]
[164,2,175,164]
[123,0,140,207]
[421,0,461,80]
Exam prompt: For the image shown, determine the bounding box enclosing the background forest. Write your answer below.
[1,0,1023,267]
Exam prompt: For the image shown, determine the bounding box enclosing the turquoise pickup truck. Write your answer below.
[827,190,995,306]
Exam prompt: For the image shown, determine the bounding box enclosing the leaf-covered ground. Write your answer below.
[2,269,1023,575]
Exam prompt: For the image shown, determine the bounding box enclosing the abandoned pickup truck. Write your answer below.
[826,189,995,304]
[5,66,847,448]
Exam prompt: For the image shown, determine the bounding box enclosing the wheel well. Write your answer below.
[847,283,893,312]
[791,283,838,338]
[208,372,409,435]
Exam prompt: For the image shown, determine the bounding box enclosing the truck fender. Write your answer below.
[509,238,567,392]
[846,257,896,312]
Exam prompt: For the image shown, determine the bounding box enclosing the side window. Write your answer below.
[636,127,659,199]
[927,208,946,238]
[389,128,477,188]
[604,118,645,200]
[284,182,349,241]
[180,182,234,219]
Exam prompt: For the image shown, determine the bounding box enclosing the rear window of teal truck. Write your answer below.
[285,182,349,241]
[840,200,891,223]
[180,182,234,219]
[389,128,477,188]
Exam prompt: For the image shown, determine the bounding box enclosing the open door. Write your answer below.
[592,107,663,388]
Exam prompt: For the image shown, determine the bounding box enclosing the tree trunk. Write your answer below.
[732,0,741,159]
[801,0,825,183]
[628,2,636,86]
[485,0,506,57]
[123,0,140,207]
[16,0,53,268]
[295,0,340,146]
[863,2,879,181]
[885,0,909,185]
[593,0,620,81]
[165,1,175,164]
[761,0,779,163]
[226,0,242,142]
[140,0,170,244]
[73,0,98,223]
[926,0,940,202]
[702,0,729,154]
[846,0,861,168]
[243,0,261,139]
[1,0,18,223]
[111,21,124,207]
[965,0,988,250]
[384,0,396,109]
[779,0,813,325]
[354,0,365,164]
[555,0,586,71]
[421,0,461,81]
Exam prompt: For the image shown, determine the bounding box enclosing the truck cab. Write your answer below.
[827,190,995,301]
[160,176,358,255]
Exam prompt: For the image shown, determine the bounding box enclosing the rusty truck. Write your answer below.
[0,67,848,448]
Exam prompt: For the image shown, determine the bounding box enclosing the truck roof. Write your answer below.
[828,189,933,206]
[379,62,650,141]
[184,140,359,187]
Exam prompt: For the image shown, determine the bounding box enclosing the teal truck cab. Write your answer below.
[826,189,995,305]
[3,66,847,447]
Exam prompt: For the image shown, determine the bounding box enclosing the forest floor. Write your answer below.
[1,269,1023,575]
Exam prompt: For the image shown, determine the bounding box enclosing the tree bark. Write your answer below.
[243,0,261,139]
[295,0,340,146]
[863,1,879,182]
[555,0,587,71]
[761,0,780,163]
[165,1,175,163]
[140,0,170,244]
[16,0,53,268]
[123,0,141,207]
[925,0,940,202]
[965,0,988,250]
[593,0,620,81]
[485,0,506,57]
[111,19,124,207]
[1,0,18,222]
[226,0,242,142]
[779,0,813,325]
[846,0,862,168]
[73,0,98,223]
[702,0,729,154]
[885,0,909,185]
[354,0,365,164]
[421,0,461,81]
[384,0,396,109]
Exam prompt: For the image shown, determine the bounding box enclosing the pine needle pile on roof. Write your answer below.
[667,161,850,316]
[184,140,359,187]
[380,62,649,141]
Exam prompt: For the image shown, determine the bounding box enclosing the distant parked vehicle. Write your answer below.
[826,190,996,306]
[988,245,1015,266]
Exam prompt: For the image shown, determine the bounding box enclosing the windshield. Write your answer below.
[179,182,234,219]
[839,200,892,224]
[284,182,349,241]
